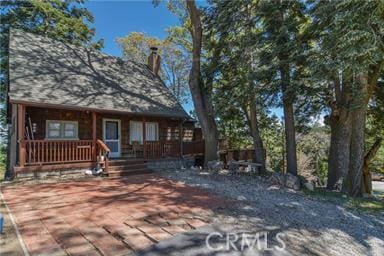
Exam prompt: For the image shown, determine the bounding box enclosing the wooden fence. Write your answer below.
[182,140,256,164]
[145,140,181,158]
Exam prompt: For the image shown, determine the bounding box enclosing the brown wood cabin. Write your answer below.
[6,29,203,178]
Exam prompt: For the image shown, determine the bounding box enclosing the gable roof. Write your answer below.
[8,29,189,119]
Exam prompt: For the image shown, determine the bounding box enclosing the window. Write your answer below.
[130,121,143,144]
[129,121,159,144]
[145,122,159,141]
[46,120,78,139]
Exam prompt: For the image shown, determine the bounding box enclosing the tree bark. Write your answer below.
[327,60,382,194]
[186,0,219,165]
[327,115,352,190]
[279,61,298,176]
[326,72,352,190]
[243,3,266,174]
[282,99,298,176]
[275,5,298,176]
[362,138,382,194]
[345,73,369,196]
[244,97,266,173]
[314,153,324,186]
[346,109,366,196]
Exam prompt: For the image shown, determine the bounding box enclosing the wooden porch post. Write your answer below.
[17,104,26,167]
[179,120,183,157]
[143,117,147,159]
[92,112,97,161]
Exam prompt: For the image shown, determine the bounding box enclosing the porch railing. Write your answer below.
[25,140,94,165]
[145,140,181,159]
[23,139,190,166]
[96,139,110,173]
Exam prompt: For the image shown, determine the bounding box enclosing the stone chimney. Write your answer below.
[148,46,160,75]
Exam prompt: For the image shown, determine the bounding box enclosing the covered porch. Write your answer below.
[13,104,195,175]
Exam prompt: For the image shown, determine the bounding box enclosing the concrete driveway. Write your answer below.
[1,175,226,256]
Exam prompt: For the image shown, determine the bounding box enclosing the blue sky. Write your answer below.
[85,1,179,57]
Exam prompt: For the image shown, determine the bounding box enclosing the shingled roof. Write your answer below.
[8,29,189,118]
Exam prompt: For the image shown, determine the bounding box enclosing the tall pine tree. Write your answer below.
[257,0,309,175]
[311,0,384,195]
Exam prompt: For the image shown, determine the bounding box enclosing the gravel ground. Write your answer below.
[149,169,384,256]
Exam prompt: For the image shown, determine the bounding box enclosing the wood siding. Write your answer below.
[26,106,195,158]
[26,107,93,140]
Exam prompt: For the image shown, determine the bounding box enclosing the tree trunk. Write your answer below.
[280,61,298,176]
[314,153,324,186]
[346,107,366,196]
[283,100,298,176]
[362,138,382,194]
[345,73,369,196]
[243,3,266,174]
[327,115,352,190]
[186,0,219,165]
[326,71,353,190]
[361,62,384,194]
[326,62,380,194]
[244,97,266,173]
[275,5,298,176]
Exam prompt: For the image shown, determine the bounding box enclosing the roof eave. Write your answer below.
[9,99,189,119]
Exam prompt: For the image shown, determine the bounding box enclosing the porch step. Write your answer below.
[107,169,152,177]
[106,159,152,177]
[107,164,148,171]
[108,159,146,166]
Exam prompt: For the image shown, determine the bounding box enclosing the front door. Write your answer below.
[103,119,121,158]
